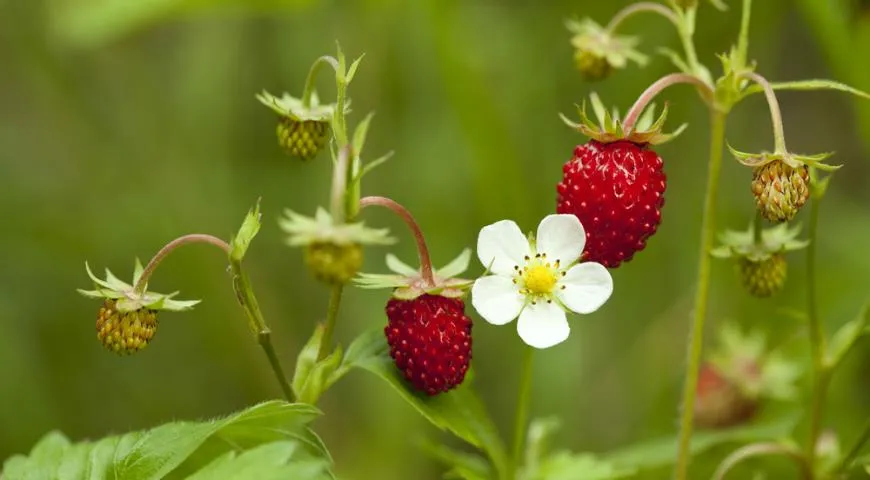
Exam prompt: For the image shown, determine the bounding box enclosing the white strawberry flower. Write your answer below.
[471,214,613,349]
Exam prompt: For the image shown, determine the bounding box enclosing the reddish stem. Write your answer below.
[359,196,435,287]
[622,73,714,133]
[134,234,231,293]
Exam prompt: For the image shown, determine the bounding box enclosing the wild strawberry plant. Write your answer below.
[5,0,870,479]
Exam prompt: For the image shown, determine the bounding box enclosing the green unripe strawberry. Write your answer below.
[305,242,363,285]
[574,50,612,82]
[751,160,810,223]
[97,300,158,355]
[737,254,787,298]
[277,119,329,161]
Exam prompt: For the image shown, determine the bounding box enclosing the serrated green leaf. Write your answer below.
[346,329,509,478]
[185,441,330,480]
[3,402,326,480]
[739,79,870,102]
[230,201,261,262]
[826,303,870,370]
[604,411,801,472]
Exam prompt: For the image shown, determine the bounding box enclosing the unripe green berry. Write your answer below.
[751,160,810,223]
[737,254,787,298]
[573,50,612,82]
[277,119,329,161]
[304,242,363,284]
[96,300,158,355]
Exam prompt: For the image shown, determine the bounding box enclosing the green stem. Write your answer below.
[674,111,728,480]
[752,211,763,244]
[301,55,339,108]
[317,285,344,361]
[231,260,294,401]
[736,0,753,68]
[511,346,535,478]
[806,193,828,466]
[741,72,788,153]
[606,2,680,32]
[835,417,870,474]
[712,442,811,480]
[676,6,704,80]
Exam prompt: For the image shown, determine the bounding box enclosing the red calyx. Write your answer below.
[385,294,472,396]
[557,140,666,268]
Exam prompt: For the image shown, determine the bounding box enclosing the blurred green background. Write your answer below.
[2,0,870,478]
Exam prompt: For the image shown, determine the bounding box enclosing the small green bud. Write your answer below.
[305,242,363,284]
[737,254,787,298]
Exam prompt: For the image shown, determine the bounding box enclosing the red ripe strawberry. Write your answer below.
[385,294,472,396]
[557,140,665,267]
[558,95,683,268]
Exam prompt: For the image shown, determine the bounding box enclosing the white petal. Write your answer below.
[535,214,585,265]
[471,275,524,325]
[516,301,570,349]
[557,262,613,314]
[477,220,530,276]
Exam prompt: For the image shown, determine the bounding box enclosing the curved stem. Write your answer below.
[622,73,715,133]
[134,234,230,293]
[606,2,680,32]
[301,55,339,108]
[835,417,870,474]
[674,111,727,480]
[740,72,788,153]
[511,346,535,479]
[359,196,435,286]
[317,285,344,361]
[805,192,829,466]
[712,443,812,480]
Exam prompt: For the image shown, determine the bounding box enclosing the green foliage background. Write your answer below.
[1,0,869,478]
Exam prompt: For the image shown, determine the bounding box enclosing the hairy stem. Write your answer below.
[835,417,870,474]
[317,285,344,361]
[331,145,352,221]
[134,234,230,293]
[301,55,340,108]
[622,73,714,134]
[741,72,788,153]
[359,196,435,286]
[230,259,294,401]
[676,7,704,79]
[511,346,535,479]
[674,111,727,480]
[606,2,680,32]
[712,443,811,480]
[806,192,828,467]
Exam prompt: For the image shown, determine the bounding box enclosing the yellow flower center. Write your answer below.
[524,265,557,294]
[515,253,562,298]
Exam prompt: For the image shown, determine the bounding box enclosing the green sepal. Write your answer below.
[255,90,345,122]
[292,326,345,404]
[279,207,394,247]
[727,143,840,171]
[354,249,473,300]
[230,200,261,263]
[561,94,685,145]
[78,261,200,313]
[711,222,808,262]
[809,167,833,200]
[565,18,648,69]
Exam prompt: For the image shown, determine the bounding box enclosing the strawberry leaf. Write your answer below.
[738,79,870,102]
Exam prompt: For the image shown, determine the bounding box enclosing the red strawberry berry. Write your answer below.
[385,294,473,396]
[557,140,666,268]
[694,363,757,429]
